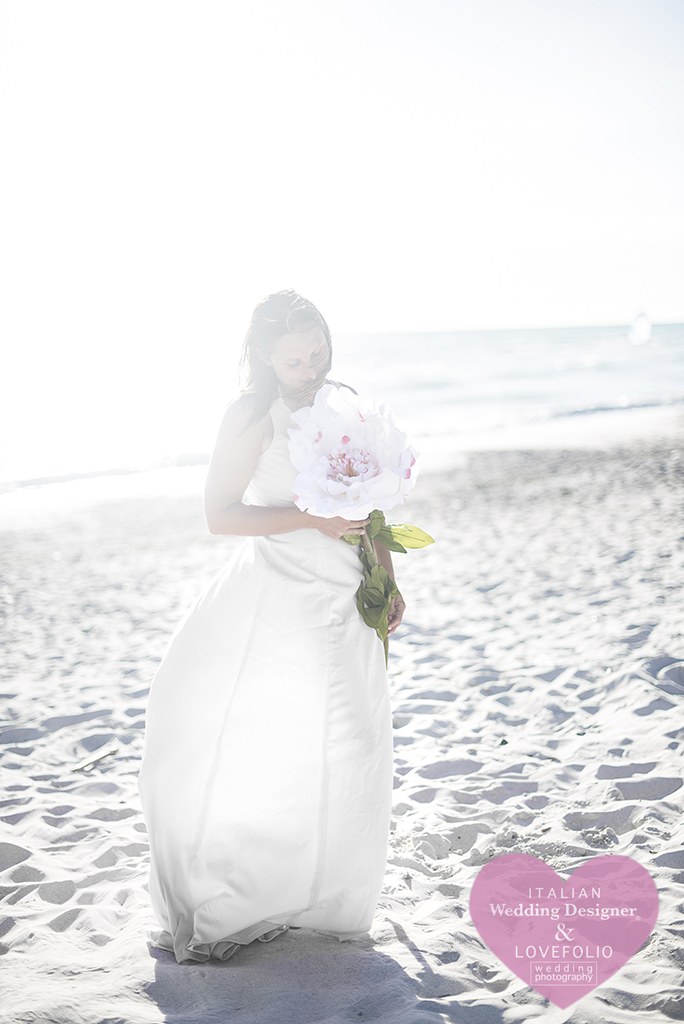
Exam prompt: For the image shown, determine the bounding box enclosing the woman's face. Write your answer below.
[267,326,330,404]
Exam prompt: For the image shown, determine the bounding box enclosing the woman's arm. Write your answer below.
[203,396,369,540]
[375,539,406,635]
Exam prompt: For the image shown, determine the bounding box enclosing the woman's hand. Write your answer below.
[306,514,371,541]
[387,593,406,635]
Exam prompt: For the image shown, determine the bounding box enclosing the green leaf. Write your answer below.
[356,584,390,636]
[354,535,404,666]
[366,509,386,540]
[366,606,390,630]
[360,591,388,614]
[374,527,408,554]
[382,523,435,549]
[355,561,399,651]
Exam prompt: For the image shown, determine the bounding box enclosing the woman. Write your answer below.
[138,290,404,964]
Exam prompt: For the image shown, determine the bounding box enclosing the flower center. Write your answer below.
[326,446,378,480]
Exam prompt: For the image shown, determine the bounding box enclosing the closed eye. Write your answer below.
[288,346,326,369]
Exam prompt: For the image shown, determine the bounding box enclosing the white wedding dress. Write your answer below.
[137,397,394,963]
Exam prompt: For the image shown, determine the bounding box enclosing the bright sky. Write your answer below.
[1,0,683,475]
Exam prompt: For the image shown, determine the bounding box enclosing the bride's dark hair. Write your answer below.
[239,289,332,425]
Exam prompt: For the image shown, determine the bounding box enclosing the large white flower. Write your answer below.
[287,384,418,520]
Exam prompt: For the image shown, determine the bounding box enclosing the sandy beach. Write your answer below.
[1,431,684,1023]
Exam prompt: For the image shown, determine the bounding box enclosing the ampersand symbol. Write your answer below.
[554,923,575,941]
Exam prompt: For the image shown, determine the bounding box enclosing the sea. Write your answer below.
[334,320,684,450]
[2,321,684,504]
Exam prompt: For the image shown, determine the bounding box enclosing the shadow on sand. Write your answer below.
[143,926,502,1024]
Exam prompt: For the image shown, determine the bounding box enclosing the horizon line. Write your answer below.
[336,320,684,338]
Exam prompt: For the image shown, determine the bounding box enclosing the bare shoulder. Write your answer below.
[217,393,270,440]
[206,393,271,504]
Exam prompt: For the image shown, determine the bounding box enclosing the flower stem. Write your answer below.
[360,528,378,567]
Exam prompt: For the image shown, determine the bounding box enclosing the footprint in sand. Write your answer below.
[613,778,682,800]
[597,762,658,779]
[417,760,484,779]
[42,710,114,732]
[11,865,45,882]
[635,697,676,716]
[42,806,75,828]
[409,690,458,701]
[0,842,31,872]
[94,843,148,868]
[38,880,77,904]
[86,807,138,821]
[564,805,644,835]
[48,908,82,932]
[0,728,44,744]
